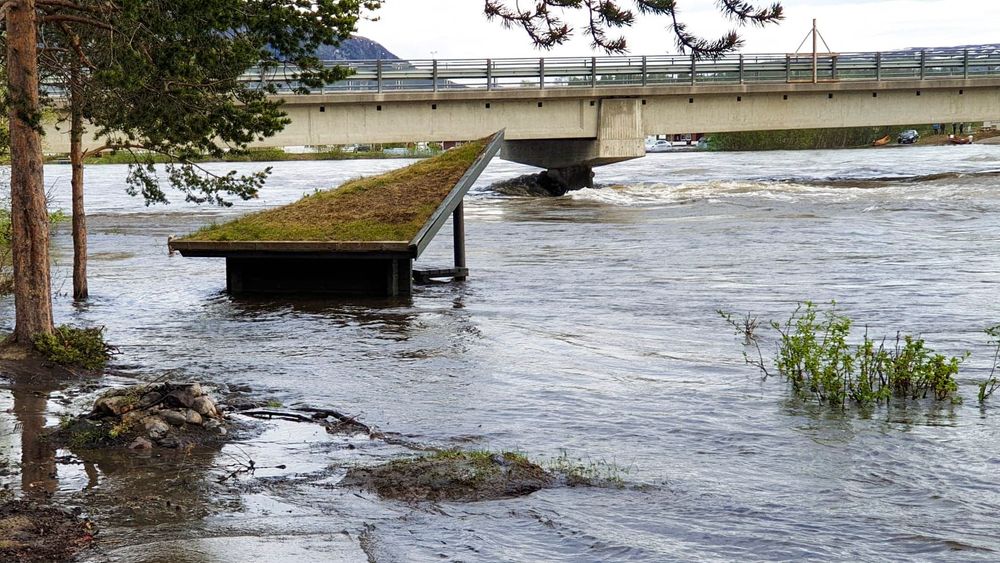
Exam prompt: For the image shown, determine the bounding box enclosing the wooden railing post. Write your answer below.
[453,201,467,280]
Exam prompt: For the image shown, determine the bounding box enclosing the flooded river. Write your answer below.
[3,144,1000,561]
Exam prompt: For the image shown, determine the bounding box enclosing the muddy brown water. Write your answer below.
[3,144,1000,561]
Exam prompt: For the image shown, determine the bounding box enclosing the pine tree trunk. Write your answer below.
[70,67,88,301]
[6,0,54,343]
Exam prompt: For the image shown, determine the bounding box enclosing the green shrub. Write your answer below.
[32,325,117,371]
[726,302,966,408]
[979,324,1000,403]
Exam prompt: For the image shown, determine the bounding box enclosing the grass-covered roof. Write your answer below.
[181,138,488,243]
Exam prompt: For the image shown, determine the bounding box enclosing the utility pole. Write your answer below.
[812,18,818,84]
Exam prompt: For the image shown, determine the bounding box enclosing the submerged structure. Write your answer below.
[169,132,503,296]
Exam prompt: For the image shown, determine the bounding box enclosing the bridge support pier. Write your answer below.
[499,98,644,194]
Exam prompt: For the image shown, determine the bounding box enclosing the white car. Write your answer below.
[646,140,673,153]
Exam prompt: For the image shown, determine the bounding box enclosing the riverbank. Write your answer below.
[39,147,441,166]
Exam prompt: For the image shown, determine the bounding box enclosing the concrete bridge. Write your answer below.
[44,47,1000,188]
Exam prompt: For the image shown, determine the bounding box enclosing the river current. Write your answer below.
[3,144,1000,561]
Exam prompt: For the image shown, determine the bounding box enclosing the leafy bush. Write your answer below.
[725,302,966,407]
[979,324,1000,403]
[32,325,117,371]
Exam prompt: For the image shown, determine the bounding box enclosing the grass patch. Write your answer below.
[547,450,632,488]
[31,325,118,371]
[181,139,487,243]
[341,448,551,502]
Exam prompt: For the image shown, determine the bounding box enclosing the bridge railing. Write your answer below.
[71,47,995,96]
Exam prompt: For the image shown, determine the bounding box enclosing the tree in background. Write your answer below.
[2,0,380,346]
[485,0,783,57]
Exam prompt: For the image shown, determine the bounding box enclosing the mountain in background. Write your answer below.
[315,36,400,60]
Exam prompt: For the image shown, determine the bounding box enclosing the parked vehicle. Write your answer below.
[897,130,920,144]
[646,140,673,153]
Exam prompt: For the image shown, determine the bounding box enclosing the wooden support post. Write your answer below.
[453,201,467,280]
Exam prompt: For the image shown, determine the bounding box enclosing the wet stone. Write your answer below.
[191,396,218,418]
[93,395,135,417]
[129,437,153,450]
[160,410,188,427]
[184,409,203,426]
[144,417,170,440]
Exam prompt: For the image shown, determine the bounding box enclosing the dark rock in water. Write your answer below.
[341,450,552,502]
[492,166,595,197]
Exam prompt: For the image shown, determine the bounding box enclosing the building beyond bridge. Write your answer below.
[44,47,1000,189]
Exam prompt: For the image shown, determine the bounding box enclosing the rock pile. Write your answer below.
[65,383,227,450]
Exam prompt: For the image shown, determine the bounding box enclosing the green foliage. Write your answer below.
[31,326,117,371]
[44,0,382,206]
[978,325,1000,403]
[709,125,938,151]
[729,302,966,408]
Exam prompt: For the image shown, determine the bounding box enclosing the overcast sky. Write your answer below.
[356,1,999,59]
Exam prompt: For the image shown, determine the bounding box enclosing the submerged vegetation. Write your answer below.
[183,139,487,243]
[722,302,988,408]
[31,326,117,371]
[341,449,551,502]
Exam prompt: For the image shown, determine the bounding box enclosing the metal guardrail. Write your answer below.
[238,47,1000,94]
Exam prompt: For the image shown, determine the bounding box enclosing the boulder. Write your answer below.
[191,396,218,418]
[183,409,203,426]
[143,417,170,440]
[92,395,135,417]
[160,410,187,427]
[163,384,204,409]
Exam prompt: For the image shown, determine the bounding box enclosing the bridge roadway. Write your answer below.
[43,47,1000,188]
